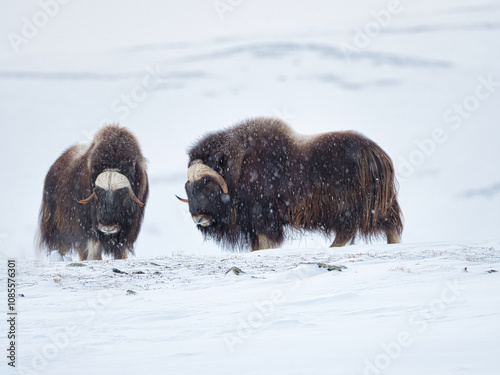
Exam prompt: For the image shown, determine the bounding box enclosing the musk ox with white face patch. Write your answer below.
[38,125,148,260]
[178,117,403,251]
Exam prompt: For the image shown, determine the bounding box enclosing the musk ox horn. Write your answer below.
[78,190,97,204]
[187,160,229,194]
[175,195,189,203]
[79,171,145,207]
[129,192,145,207]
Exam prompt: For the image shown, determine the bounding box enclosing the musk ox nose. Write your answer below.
[97,223,121,234]
[192,215,213,227]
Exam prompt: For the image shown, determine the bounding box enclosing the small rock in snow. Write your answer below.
[299,262,347,272]
[225,266,245,276]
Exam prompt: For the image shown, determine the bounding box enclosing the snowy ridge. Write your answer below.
[12,241,500,374]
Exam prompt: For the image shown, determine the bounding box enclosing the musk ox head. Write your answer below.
[177,160,230,228]
[79,170,145,235]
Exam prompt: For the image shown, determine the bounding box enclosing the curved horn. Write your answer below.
[175,195,189,203]
[128,187,145,207]
[94,171,145,207]
[188,160,229,194]
[78,190,97,204]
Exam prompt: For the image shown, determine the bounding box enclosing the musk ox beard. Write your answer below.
[178,117,403,251]
[38,125,149,260]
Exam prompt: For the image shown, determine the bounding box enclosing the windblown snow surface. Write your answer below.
[1,1,500,374]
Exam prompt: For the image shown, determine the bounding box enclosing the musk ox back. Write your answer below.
[38,125,149,260]
[178,117,403,251]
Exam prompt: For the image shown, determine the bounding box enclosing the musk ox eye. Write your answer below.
[204,179,222,193]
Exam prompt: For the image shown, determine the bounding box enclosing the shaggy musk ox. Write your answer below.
[38,125,149,260]
[178,117,403,251]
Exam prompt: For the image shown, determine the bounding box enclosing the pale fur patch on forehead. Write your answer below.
[95,171,131,191]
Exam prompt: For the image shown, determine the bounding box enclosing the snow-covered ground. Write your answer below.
[1,0,499,374]
[11,242,500,374]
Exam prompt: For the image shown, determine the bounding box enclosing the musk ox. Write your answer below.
[177,117,403,251]
[38,125,149,260]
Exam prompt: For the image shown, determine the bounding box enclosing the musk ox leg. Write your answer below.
[251,234,277,251]
[79,239,102,261]
[55,248,70,258]
[114,248,129,260]
[385,228,401,244]
[330,234,352,248]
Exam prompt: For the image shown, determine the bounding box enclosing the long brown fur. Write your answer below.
[38,125,149,260]
[185,117,403,251]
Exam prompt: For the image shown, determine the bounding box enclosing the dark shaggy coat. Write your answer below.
[184,117,403,251]
[38,125,149,260]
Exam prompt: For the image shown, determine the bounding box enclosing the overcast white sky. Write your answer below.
[0,0,473,57]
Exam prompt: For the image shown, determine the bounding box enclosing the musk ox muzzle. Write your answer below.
[97,223,122,234]
[192,214,213,227]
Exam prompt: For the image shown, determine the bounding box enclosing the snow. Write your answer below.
[1,0,500,374]
[11,242,500,374]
